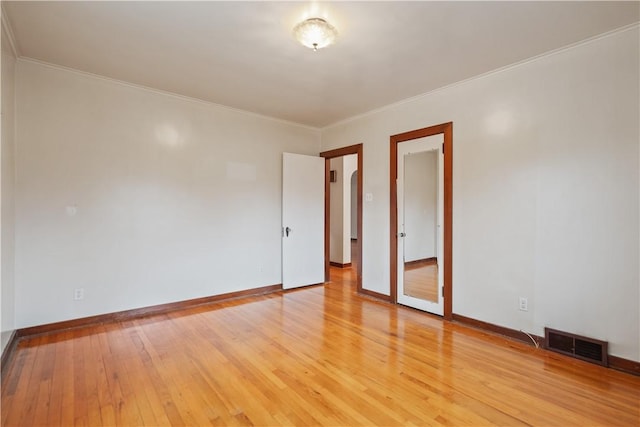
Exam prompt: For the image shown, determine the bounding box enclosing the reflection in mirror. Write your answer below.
[402,150,439,302]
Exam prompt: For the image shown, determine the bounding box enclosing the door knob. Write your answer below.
[398,232,406,237]
[285,226,292,237]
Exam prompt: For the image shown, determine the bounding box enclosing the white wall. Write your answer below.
[14,59,320,328]
[321,27,640,361]
[403,151,437,262]
[1,18,17,353]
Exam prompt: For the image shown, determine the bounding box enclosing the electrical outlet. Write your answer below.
[74,288,84,301]
[519,297,528,311]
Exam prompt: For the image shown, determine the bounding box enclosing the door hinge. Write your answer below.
[442,287,445,297]
[442,143,445,154]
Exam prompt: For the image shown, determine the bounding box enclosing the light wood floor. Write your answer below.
[2,268,639,426]
[404,259,438,302]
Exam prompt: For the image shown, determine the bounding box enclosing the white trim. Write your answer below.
[322,23,640,131]
[1,6,19,58]
[17,57,321,132]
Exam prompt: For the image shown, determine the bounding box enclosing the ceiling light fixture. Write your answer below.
[293,17,337,51]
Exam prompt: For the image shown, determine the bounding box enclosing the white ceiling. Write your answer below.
[4,1,639,128]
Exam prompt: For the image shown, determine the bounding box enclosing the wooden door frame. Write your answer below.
[390,122,453,320]
[320,144,363,293]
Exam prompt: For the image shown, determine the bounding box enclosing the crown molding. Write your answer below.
[17,57,322,133]
[322,22,640,131]
[1,5,19,58]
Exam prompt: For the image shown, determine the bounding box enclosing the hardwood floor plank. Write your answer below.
[129,322,200,426]
[403,260,439,302]
[16,338,48,427]
[2,267,639,426]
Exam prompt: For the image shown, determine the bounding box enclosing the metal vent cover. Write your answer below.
[545,327,608,366]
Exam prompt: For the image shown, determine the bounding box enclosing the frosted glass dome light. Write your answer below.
[293,18,338,51]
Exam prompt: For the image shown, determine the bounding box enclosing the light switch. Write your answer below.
[66,205,78,216]
[365,193,373,202]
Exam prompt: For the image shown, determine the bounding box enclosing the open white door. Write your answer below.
[282,153,325,289]
[397,135,444,315]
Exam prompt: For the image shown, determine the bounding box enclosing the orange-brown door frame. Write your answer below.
[390,123,452,320]
[320,144,363,293]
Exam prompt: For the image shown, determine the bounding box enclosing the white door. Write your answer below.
[397,135,444,315]
[282,152,325,289]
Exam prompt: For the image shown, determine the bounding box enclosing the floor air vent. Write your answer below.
[544,328,608,366]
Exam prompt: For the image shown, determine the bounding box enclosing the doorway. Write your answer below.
[390,123,452,319]
[320,144,363,293]
[350,170,358,267]
[328,155,357,270]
